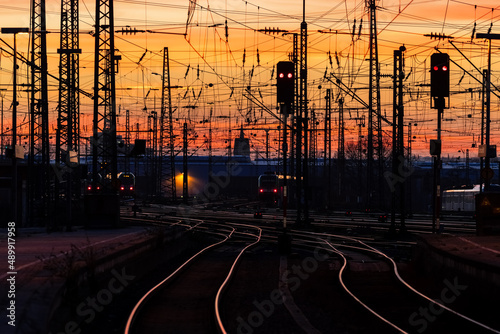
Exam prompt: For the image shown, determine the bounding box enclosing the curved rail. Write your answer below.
[316,231,500,334]
[322,239,409,333]
[124,224,235,334]
[215,223,262,334]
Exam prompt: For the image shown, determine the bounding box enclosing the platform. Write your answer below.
[415,234,500,294]
[0,226,153,334]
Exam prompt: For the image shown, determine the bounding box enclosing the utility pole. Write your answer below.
[182,122,188,204]
[56,0,80,229]
[367,0,382,211]
[298,0,309,224]
[149,110,158,196]
[476,32,500,191]
[29,0,50,227]
[337,96,345,201]
[324,89,332,209]
[407,122,413,217]
[479,69,486,193]
[1,27,29,225]
[125,109,130,172]
[396,46,406,233]
[89,0,120,226]
[158,47,176,201]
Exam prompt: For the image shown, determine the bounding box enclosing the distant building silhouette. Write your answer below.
[234,126,250,157]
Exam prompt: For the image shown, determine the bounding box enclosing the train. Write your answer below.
[258,172,280,205]
[85,172,136,198]
[441,184,500,214]
[118,172,136,197]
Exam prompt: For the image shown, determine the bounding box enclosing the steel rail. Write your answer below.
[124,224,235,334]
[308,230,500,334]
[215,223,262,334]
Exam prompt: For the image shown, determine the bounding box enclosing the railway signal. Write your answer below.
[430,53,450,99]
[276,61,294,109]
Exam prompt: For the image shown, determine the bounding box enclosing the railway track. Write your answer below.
[320,235,498,334]
[124,222,261,334]
[116,208,498,333]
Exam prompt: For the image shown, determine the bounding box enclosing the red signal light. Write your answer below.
[442,65,448,71]
[259,188,264,193]
[273,188,278,193]
[433,65,439,71]
[120,186,124,190]
[287,73,293,79]
[279,73,284,78]
[130,186,134,190]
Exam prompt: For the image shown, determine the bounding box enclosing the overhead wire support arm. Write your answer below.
[0,41,93,100]
[325,73,393,126]
[433,48,500,100]
[242,89,292,130]
[317,29,368,36]
[447,40,500,99]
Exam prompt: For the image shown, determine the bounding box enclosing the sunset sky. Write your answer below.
[0,0,499,159]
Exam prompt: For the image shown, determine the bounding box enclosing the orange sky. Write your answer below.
[1,0,500,159]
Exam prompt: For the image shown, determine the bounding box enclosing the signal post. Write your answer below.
[277,61,294,254]
[430,53,450,233]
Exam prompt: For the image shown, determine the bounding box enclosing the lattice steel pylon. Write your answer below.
[337,95,345,199]
[158,47,176,201]
[29,0,51,225]
[55,0,81,227]
[366,0,383,209]
[92,0,118,194]
[298,17,309,224]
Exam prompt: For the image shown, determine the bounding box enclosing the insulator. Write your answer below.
[328,52,333,67]
[184,64,190,78]
[458,72,465,85]
[257,49,260,65]
[352,19,356,38]
[242,49,246,65]
[138,51,146,64]
[358,18,363,38]
[225,20,229,42]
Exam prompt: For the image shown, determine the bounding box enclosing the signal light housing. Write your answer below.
[430,53,450,98]
[276,61,295,109]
